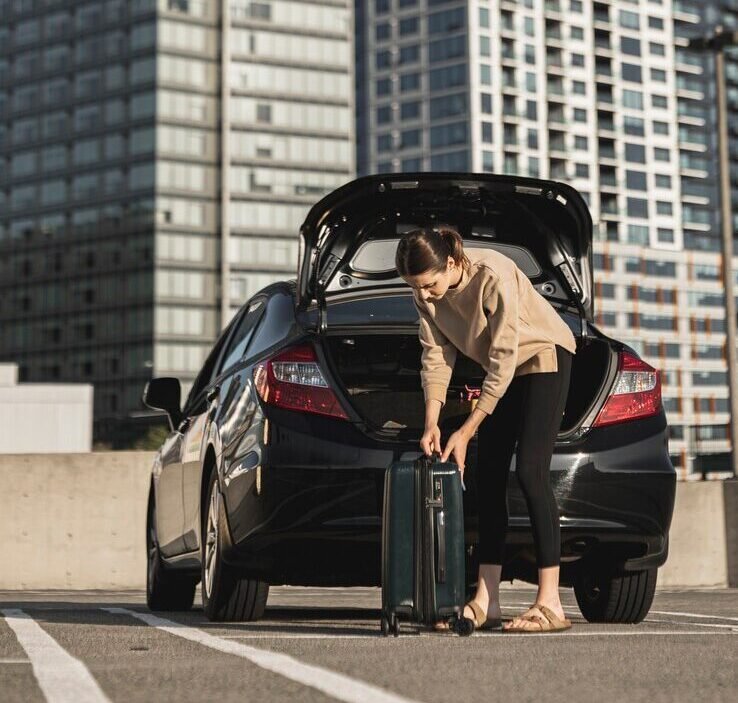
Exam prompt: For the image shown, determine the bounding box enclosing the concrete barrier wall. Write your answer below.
[0,453,735,590]
[0,452,153,590]
[658,479,738,588]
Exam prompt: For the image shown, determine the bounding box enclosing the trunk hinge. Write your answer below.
[317,292,327,335]
[580,314,590,348]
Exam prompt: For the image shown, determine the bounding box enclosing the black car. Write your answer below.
[144,173,675,623]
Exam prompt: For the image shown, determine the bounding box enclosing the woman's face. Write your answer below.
[403,256,461,303]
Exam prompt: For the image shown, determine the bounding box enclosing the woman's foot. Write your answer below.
[502,599,567,631]
[464,598,502,625]
[434,599,502,631]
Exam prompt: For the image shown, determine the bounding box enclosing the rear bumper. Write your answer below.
[219,410,675,586]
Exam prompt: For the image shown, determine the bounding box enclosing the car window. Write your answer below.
[246,292,293,359]
[183,309,244,414]
[217,298,265,374]
[326,295,420,325]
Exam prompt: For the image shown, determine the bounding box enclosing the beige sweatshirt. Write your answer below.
[412,248,578,417]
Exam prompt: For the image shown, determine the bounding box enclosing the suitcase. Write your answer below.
[380,450,471,636]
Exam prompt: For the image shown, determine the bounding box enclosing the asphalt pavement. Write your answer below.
[1,584,736,703]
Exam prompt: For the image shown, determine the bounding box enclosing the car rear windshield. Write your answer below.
[327,294,584,338]
[326,295,419,325]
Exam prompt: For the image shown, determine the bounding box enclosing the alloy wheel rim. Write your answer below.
[204,486,219,599]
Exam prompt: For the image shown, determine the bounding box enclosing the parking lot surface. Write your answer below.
[1,584,736,703]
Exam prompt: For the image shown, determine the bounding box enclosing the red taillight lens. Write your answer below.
[591,351,662,428]
[253,343,349,421]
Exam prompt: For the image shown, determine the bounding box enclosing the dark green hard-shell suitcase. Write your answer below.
[380,451,470,636]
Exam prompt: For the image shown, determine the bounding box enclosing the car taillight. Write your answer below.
[591,351,662,428]
[253,343,349,420]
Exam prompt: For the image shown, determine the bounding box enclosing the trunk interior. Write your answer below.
[323,332,613,438]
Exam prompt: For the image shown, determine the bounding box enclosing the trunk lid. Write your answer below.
[296,173,594,321]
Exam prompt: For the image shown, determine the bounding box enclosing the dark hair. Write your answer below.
[395,225,471,278]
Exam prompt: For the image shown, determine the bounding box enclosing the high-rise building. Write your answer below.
[0,0,354,444]
[355,0,736,477]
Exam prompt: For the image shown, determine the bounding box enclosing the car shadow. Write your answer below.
[0,599,414,637]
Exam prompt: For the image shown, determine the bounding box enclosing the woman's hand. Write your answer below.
[420,425,442,457]
[440,429,470,478]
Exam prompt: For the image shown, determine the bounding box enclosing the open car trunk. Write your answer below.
[323,327,613,439]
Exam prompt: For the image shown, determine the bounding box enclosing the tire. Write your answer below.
[146,486,197,612]
[574,567,658,624]
[201,470,269,622]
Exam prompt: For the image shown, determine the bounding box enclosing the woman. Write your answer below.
[395,225,576,633]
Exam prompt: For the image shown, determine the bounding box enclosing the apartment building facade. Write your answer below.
[0,0,354,444]
[355,0,738,477]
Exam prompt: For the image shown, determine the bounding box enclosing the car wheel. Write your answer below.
[201,470,269,622]
[574,567,657,624]
[146,486,197,612]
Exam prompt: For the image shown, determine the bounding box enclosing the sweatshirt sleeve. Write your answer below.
[413,297,457,408]
[475,276,520,417]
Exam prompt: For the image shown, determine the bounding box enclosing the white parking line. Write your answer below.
[648,609,738,623]
[644,618,738,631]
[1,609,111,703]
[474,631,738,637]
[502,602,738,628]
[104,608,427,703]
[0,658,31,664]
[219,630,737,639]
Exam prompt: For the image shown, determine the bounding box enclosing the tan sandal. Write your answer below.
[503,602,572,633]
[435,600,502,632]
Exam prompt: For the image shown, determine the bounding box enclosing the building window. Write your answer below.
[481,93,492,114]
[400,72,421,91]
[619,10,640,29]
[652,94,668,108]
[401,128,421,149]
[626,170,647,190]
[622,63,642,83]
[481,122,492,143]
[621,37,641,56]
[399,17,419,36]
[376,23,391,42]
[627,197,648,218]
[376,105,392,124]
[401,101,420,120]
[622,89,643,110]
[624,115,644,135]
[651,68,666,82]
[625,143,646,163]
[256,103,272,123]
[376,78,391,96]
[376,134,393,152]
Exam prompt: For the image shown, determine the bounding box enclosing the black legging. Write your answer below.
[475,344,573,569]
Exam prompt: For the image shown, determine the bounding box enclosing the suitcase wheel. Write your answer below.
[380,615,390,637]
[452,614,475,637]
[391,613,400,637]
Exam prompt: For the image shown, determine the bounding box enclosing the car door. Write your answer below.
[162,315,241,556]
[181,297,267,552]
